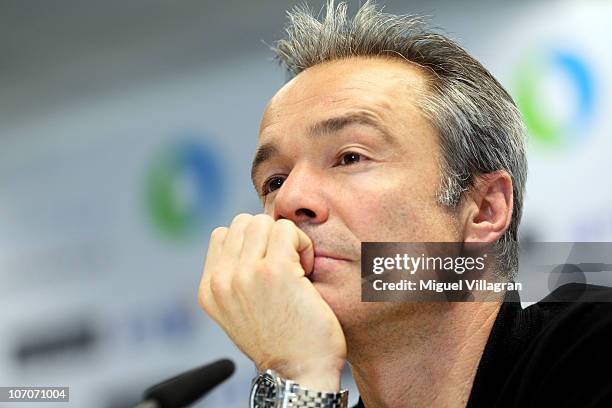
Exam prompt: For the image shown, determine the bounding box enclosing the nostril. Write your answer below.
[296,208,316,218]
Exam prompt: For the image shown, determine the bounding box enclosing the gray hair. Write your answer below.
[271,0,527,279]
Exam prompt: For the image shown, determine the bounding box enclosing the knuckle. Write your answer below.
[254,259,279,280]
[253,213,274,222]
[209,274,229,298]
[231,213,253,225]
[197,282,214,312]
[211,226,227,240]
[230,274,248,292]
[273,218,295,234]
[248,214,274,232]
[197,289,210,310]
[253,259,267,273]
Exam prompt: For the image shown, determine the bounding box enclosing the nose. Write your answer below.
[271,164,329,225]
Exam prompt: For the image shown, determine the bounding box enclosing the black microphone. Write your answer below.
[134,358,236,408]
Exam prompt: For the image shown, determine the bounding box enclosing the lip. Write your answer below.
[313,250,350,261]
[308,254,349,282]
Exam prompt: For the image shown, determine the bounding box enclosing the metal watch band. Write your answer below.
[287,384,349,408]
[251,369,349,408]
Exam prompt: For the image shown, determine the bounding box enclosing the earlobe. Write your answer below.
[463,171,513,244]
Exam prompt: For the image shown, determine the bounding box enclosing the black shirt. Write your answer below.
[352,283,612,408]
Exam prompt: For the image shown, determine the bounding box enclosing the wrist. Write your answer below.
[261,357,345,392]
[291,370,341,393]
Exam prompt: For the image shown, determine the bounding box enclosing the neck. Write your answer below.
[347,301,501,408]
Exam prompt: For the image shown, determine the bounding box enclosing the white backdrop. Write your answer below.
[1,1,611,407]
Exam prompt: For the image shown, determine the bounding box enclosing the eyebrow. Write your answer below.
[250,112,397,191]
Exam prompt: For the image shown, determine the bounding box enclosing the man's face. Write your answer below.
[251,56,462,333]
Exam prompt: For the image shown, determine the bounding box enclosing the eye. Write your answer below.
[338,151,365,166]
[262,176,285,196]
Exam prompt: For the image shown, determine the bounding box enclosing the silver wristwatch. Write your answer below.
[249,369,349,408]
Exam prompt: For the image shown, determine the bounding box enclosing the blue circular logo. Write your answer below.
[515,49,596,148]
[145,137,224,239]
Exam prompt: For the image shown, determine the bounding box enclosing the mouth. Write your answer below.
[313,255,351,268]
[310,250,353,282]
[313,249,351,262]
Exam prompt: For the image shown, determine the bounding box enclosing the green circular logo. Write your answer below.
[515,50,595,148]
[145,139,224,239]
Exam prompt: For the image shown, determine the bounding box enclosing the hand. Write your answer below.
[198,213,347,392]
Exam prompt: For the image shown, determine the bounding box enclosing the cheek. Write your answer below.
[334,169,460,242]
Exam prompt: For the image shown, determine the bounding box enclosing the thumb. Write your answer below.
[294,227,314,277]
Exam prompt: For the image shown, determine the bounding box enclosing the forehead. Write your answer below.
[259,56,430,138]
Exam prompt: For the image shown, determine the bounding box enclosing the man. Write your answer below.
[198,1,612,407]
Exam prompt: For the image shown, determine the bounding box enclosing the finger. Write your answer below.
[205,226,228,266]
[266,219,314,277]
[201,226,228,285]
[240,214,274,264]
[222,213,253,258]
[198,226,228,317]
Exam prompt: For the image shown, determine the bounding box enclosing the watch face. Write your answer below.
[250,372,280,408]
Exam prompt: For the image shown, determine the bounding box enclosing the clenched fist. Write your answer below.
[198,213,347,392]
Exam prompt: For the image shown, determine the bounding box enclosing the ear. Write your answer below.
[460,171,514,243]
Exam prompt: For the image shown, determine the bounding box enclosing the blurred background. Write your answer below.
[1,0,611,407]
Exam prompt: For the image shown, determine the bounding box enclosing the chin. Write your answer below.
[311,271,362,319]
